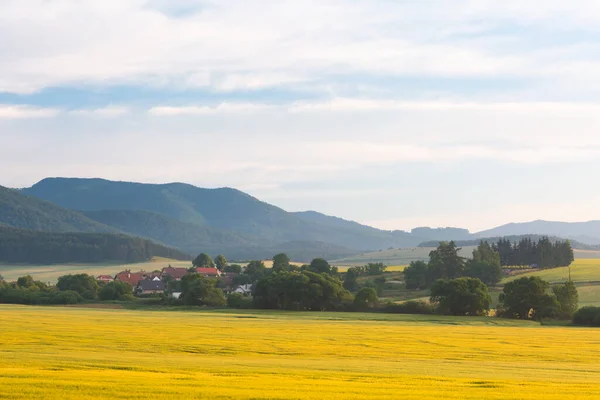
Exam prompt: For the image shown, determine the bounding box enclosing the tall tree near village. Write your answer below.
[193,253,215,269]
[272,253,291,273]
[428,241,465,281]
[214,254,228,271]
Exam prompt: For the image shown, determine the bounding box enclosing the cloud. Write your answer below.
[1,0,600,97]
[148,102,276,115]
[0,105,59,119]
[67,106,130,117]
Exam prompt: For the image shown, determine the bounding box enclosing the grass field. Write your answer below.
[1,306,600,399]
[332,246,477,266]
[0,257,192,283]
[502,258,600,284]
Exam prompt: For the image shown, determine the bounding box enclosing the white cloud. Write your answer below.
[0,105,59,119]
[68,105,130,117]
[148,102,276,115]
[1,0,600,95]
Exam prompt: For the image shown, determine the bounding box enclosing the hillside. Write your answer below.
[332,246,477,266]
[418,235,597,250]
[23,178,427,250]
[0,185,115,233]
[0,226,190,264]
[475,220,600,245]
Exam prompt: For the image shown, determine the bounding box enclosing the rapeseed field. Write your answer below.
[1,305,599,399]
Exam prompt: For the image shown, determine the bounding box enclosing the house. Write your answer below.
[219,273,238,294]
[195,267,221,278]
[136,278,165,295]
[234,284,253,296]
[161,266,189,281]
[115,270,147,287]
[96,275,114,283]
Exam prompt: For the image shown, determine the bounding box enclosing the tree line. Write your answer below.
[0,226,191,264]
[494,237,574,268]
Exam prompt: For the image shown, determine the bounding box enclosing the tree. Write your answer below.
[499,277,558,320]
[430,278,491,316]
[214,255,228,271]
[343,267,360,291]
[99,281,133,301]
[464,260,503,286]
[224,264,242,274]
[16,275,35,288]
[180,273,225,306]
[553,281,578,319]
[253,271,352,311]
[365,263,386,275]
[192,253,215,269]
[428,241,465,281]
[353,287,378,310]
[403,261,429,290]
[308,258,334,275]
[272,253,291,273]
[56,274,99,299]
[227,292,249,308]
[244,260,267,282]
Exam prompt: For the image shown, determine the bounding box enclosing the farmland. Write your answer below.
[332,246,477,266]
[1,305,599,399]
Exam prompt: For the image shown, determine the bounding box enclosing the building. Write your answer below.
[115,270,147,287]
[96,275,114,283]
[161,266,189,281]
[219,273,238,294]
[234,284,253,296]
[136,278,165,295]
[195,267,221,278]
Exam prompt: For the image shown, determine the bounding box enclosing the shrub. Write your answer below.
[573,306,600,327]
[52,290,84,305]
[381,300,436,315]
[227,293,253,309]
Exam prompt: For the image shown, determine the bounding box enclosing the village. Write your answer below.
[97,266,253,298]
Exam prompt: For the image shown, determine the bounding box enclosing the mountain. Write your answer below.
[410,227,471,241]
[23,178,424,251]
[475,220,600,245]
[82,209,261,255]
[0,185,115,233]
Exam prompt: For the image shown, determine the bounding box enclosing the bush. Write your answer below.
[227,293,253,309]
[573,306,600,327]
[52,290,84,305]
[381,300,436,315]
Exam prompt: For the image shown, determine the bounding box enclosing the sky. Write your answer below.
[2,0,600,232]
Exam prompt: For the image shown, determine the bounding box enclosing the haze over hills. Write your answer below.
[1,177,598,263]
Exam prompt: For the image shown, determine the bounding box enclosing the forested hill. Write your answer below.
[23,178,426,250]
[0,185,115,233]
[0,226,190,264]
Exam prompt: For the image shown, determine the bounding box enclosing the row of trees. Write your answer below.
[494,237,574,268]
[403,241,503,289]
[427,276,578,320]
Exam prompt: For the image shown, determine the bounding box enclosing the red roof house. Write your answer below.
[115,270,147,286]
[195,267,221,277]
[161,267,189,281]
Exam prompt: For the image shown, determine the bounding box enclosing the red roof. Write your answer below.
[195,267,221,276]
[161,267,188,280]
[115,271,146,286]
[97,275,114,281]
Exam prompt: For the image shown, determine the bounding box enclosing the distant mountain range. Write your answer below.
[0,177,598,263]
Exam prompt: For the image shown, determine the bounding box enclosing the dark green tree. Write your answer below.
[307,258,333,274]
[192,253,215,268]
[499,277,558,320]
[430,278,491,316]
[365,263,386,275]
[99,280,134,301]
[343,267,360,291]
[353,287,378,310]
[224,264,242,274]
[428,241,465,281]
[214,254,228,271]
[56,274,99,299]
[180,273,225,306]
[552,280,578,319]
[244,260,267,282]
[403,261,429,290]
[272,253,291,273]
[464,260,503,286]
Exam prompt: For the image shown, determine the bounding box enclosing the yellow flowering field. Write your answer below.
[1,305,599,399]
